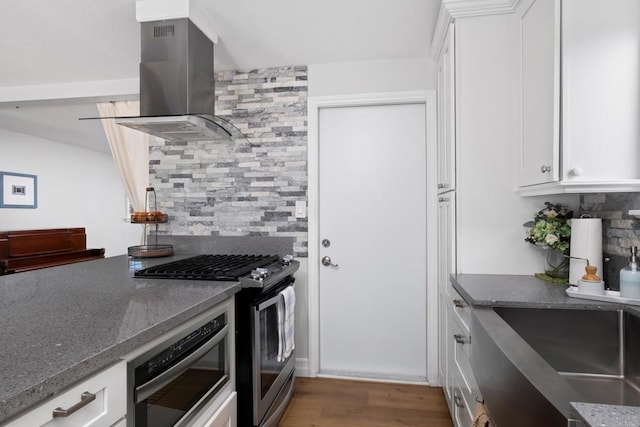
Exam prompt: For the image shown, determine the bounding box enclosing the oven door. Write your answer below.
[133,323,229,427]
[253,279,296,425]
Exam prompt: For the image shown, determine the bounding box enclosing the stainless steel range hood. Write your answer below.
[114,18,247,143]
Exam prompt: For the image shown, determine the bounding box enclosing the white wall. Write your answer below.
[293,258,309,375]
[0,130,141,256]
[455,14,579,274]
[308,57,436,97]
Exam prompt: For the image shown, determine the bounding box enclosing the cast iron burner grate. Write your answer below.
[134,254,281,280]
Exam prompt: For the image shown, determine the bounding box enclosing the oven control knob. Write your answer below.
[251,267,270,280]
[282,255,294,265]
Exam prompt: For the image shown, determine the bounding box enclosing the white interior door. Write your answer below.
[318,102,427,381]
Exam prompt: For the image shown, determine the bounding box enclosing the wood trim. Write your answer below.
[0,227,105,275]
[0,79,138,103]
[444,0,523,17]
[431,0,523,58]
[5,228,86,256]
[7,249,105,273]
[430,5,453,60]
[517,180,640,196]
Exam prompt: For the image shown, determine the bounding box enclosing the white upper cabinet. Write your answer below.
[518,0,560,186]
[517,0,640,195]
[437,24,456,194]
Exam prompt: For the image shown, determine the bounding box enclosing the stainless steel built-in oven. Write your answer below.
[127,306,230,427]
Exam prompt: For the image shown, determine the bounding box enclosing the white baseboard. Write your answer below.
[294,357,310,377]
[316,372,430,386]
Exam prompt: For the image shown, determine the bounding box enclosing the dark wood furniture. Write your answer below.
[0,228,105,275]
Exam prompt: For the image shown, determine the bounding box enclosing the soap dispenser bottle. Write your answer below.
[620,246,640,299]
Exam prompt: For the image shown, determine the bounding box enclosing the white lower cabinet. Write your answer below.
[3,360,126,427]
[437,193,455,411]
[200,392,237,427]
[452,376,472,427]
[443,286,481,427]
[438,290,451,409]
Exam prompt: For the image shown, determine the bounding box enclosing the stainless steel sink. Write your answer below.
[472,306,640,427]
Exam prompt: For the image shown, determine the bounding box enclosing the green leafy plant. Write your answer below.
[524,202,573,254]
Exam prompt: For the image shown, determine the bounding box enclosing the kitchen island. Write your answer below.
[452,274,640,427]
[0,254,241,424]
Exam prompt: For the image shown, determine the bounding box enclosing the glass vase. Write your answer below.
[545,249,570,279]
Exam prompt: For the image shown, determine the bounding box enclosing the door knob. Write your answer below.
[321,256,339,268]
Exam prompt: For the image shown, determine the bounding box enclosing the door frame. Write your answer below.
[307,91,439,384]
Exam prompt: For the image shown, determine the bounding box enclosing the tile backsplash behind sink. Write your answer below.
[580,193,640,290]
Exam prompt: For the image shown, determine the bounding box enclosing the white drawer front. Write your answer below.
[452,374,472,427]
[449,309,472,385]
[4,361,126,427]
[449,308,482,422]
[450,287,470,332]
[202,392,237,427]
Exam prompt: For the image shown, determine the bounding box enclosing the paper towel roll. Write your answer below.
[569,218,603,285]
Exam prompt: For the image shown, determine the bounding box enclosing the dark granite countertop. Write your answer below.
[452,273,640,315]
[571,402,640,427]
[452,274,640,427]
[0,254,240,423]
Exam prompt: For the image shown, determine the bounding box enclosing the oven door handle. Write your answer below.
[135,324,228,404]
[257,293,283,311]
[256,283,294,311]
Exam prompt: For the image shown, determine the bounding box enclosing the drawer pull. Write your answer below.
[52,392,96,418]
[453,334,469,344]
[454,393,464,408]
[453,298,467,308]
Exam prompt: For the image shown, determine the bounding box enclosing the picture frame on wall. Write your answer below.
[0,171,38,208]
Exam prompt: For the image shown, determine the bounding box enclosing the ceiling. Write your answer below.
[0,0,441,153]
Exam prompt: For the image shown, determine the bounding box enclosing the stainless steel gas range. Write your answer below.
[134,254,299,427]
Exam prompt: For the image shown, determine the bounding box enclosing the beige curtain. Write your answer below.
[97,101,149,212]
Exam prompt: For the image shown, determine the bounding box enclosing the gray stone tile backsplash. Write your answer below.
[149,66,308,256]
[580,193,640,289]
[580,193,640,257]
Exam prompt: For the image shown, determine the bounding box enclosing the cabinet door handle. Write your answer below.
[540,165,551,173]
[438,183,448,189]
[453,298,467,308]
[454,334,469,344]
[454,393,464,408]
[438,197,449,202]
[52,391,96,418]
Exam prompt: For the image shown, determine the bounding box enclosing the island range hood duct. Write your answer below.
[115,18,247,143]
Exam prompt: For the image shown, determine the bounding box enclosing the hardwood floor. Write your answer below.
[278,377,453,427]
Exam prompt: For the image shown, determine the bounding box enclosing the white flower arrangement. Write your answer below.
[524,202,572,254]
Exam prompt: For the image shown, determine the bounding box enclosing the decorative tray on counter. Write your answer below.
[566,286,640,307]
[128,244,173,258]
[128,187,173,258]
[130,212,168,223]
